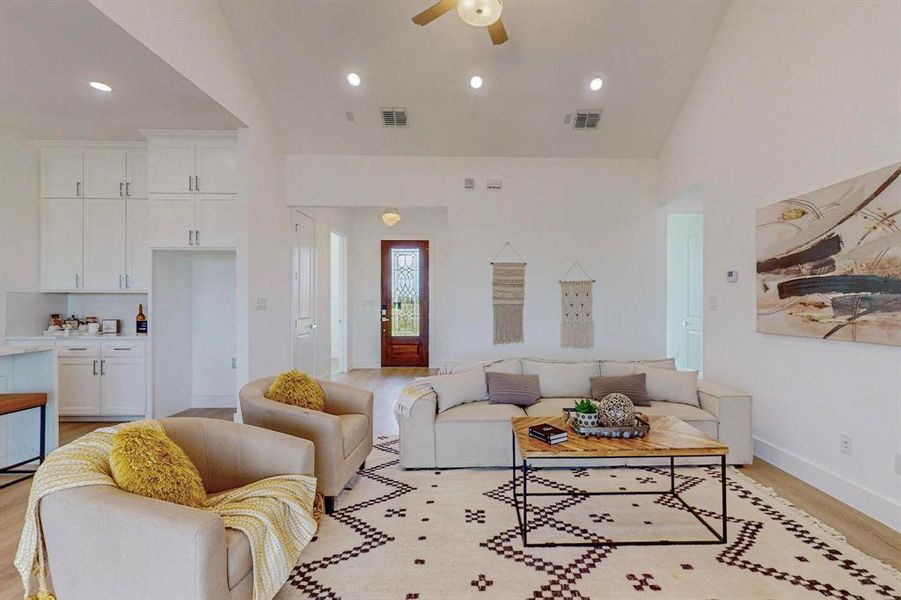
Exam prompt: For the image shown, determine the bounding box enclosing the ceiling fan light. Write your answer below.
[457,0,502,27]
[382,208,402,227]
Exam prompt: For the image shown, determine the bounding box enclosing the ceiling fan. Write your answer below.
[412,0,509,45]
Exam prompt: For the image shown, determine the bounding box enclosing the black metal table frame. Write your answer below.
[512,432,727,547]
[0,403,46,489]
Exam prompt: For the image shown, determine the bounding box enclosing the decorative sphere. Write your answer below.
[598,393,635,427]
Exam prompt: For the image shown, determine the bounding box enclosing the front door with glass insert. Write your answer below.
[381,240,429,367]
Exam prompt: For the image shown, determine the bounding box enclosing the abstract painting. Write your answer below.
[757,162,901,346]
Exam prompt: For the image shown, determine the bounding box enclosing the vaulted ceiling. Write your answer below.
[220,0,730,157]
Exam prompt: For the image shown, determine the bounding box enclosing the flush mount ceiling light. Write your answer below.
[346,72,361,87]
[89,81,112,92]
[382,208,402,227]
[589,77,604,92]
[469,75,483,89]
[412,0,508,45]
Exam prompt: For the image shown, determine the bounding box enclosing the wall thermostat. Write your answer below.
[727,270,739,283]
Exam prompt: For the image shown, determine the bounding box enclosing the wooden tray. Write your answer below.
[563,408,650,439]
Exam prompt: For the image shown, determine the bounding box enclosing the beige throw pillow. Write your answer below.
[636,365,699,406]
[431,366,488,412]
[521,359,600,398]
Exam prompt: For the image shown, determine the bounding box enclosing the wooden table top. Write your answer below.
[0,392,48,415]
[513,415,728,459]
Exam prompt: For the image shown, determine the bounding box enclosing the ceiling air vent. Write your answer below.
[486,178,503,191]
[345,111,355,122]
[573,109,602,130]
[464,178,475,189]
[381,107,408,128]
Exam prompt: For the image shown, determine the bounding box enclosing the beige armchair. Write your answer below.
[239,377,373,513]
[39,417,314,600]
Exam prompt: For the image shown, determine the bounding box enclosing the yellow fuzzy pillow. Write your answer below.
[266,369,326,412]
[109,424,207,508]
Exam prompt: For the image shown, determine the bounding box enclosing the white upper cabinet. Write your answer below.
[126,149,148,198]
[126,198,151,290]
[41,148,83,198]
[83,198,127,290]
[84,148,127,198]
[196,195,240,247]
[41,198,84,290]
[148,140,195,193]
[149,194,196,248]
[195,139,238,193]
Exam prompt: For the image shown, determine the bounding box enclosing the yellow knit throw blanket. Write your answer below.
[15,420,318,600]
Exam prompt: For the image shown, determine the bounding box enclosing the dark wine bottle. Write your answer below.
[136,304,148,335]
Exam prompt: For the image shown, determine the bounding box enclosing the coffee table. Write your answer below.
[511,414,728,547]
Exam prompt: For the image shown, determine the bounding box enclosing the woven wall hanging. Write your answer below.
[491,242,526,344]
[560,262,595,348]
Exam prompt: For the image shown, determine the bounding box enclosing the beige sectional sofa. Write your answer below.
[397,358,752,469]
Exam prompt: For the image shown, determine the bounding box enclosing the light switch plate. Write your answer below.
[253,297,268,311]
[709,296,719,311]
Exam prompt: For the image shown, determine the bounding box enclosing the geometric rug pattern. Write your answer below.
[277,437,901,599]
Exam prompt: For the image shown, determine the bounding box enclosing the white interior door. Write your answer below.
[84,148,126,198]
[40,198,84,290]
[292,211,316,374]
[330,230,347,375]
[666,213,704,372]
[83,198,126,290]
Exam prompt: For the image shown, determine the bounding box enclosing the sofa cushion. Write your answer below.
[265,369,326,412]
[600,361,637,376]
[436,400,526,423]
[439,359,522,375]
[431,366,488,412]
[524,397,584,418]
[590,373,650,407]
[521,359,599,398]
[225,528,252,590]
[435,401,525,467]
[485,359,523,374]
[487,372,541,406]
[340,414,369,457]
[636,366,700,407]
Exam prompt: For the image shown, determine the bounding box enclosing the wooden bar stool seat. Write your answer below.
[0,392,48,489]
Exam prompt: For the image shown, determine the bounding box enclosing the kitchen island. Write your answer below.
[0,346,58,468]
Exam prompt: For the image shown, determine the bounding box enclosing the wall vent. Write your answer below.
[345,111,355,122]
[573,109,602,130]
[464,178,475,189]
[381,107,408,128]
[486,178,503,191]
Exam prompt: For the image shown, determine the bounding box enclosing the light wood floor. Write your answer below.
[1,367,897,600]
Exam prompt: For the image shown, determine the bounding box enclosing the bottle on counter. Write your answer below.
[136,304,148,335]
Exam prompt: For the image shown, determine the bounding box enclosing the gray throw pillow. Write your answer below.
[590,373,650,407]
[487,372,541,406]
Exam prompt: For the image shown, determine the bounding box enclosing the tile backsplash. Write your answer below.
[3,292,149,336]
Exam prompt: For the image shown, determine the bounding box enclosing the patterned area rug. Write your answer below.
[277,437,900,599]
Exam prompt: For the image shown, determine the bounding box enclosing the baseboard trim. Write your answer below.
[191,395,237,408]
[351,360,380,369]
[753,436,901,531]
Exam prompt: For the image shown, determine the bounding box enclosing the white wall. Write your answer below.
[288,156,666,364]
[0,128,41,336]
[659,0,901,528]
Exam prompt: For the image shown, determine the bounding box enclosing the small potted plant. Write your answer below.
[572,398,599,428]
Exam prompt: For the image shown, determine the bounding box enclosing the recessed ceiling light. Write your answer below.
[346,72,361,87]
[589,77,604,92]
[470,75,483,90]
[89,81,112,92]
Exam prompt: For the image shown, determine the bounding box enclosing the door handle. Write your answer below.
[195,175,200,191]
[76,181,82,197]
[119,274,124,289]
[381,317,389,322]
[195,229,200,246]
[124,274,130,289]
[189,230,194,246]
[126,182,131,197]
[100,360,106,376]
[681,320,689,326]
[93,360,98,376]
[188,174,194,192]
[120,182,124,197]
[310,323,317,330]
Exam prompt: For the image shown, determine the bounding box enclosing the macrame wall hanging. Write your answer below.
[491,242,526,344]
[560,262,595,348]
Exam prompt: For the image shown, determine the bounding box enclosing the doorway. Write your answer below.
[666,213,703,372]
[292,211,317,374]
[330,230,348,375]
[381,240,429,367]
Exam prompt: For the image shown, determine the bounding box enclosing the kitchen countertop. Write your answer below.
[0,345,55,357]
[4,334,150,342]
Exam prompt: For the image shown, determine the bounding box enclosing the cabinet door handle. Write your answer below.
[124,274,130,289]
[75,273,80,289]
[100,360,106,376]
[195,229,200,246]
[126,182,131,197]
[189,230,194,246]
[93,360,98,376]
[120,182,124,197]
[118,274,123,289]
[188,175,194,192]
[195,175,200,191]
[76,181,82,197]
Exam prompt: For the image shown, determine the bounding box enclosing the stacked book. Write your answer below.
[528,423,568,445]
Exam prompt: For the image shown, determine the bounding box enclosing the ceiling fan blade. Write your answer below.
[412,0,459,26]
[487,17,508,45]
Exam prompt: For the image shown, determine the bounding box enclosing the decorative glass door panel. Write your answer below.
[381,241,429,367]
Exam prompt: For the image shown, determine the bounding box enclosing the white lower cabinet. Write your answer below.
[55,341,147,417]
[58,357,101,416]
